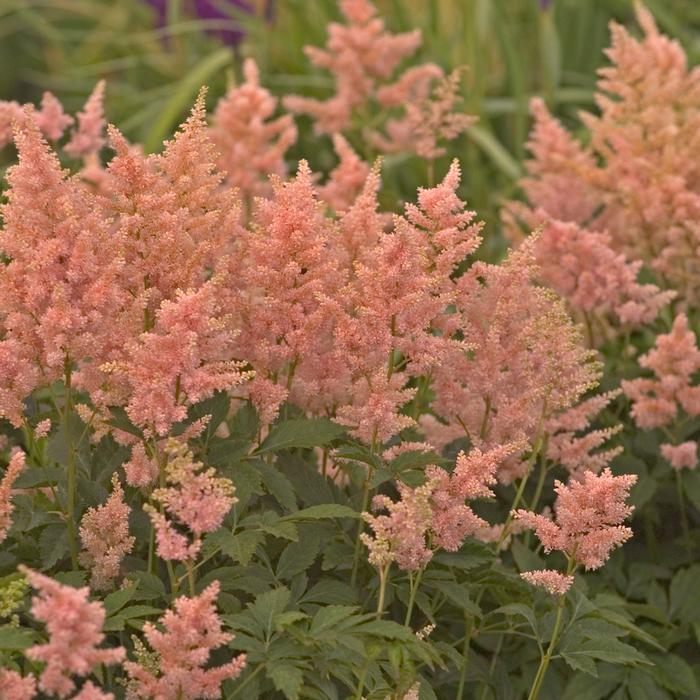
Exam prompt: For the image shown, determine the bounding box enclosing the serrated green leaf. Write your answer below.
[104,585,137,615]
[208,529,265,566]
[276,533,320,581]
[40,523,68,569]
[280,504,358,522]
[0,625,35,650]
[257,462,298,512]
[310,605,357,635]
[431,580,481,617]
[255,418,345,454]
[562,651,598,676]
[267,662,304,700]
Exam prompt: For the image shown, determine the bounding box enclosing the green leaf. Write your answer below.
[267,662,304,700]
[431,580,481,617]
[669,565,700,623]
[562,651,598,677]
[40,523,68,569]
[279,504,359,522]
[14,467,63,489]
[648,652,699,695]
[0,625,35,650]
[249,587,291,640]
[561,637,650,667]
[357,619,420,642]
[276,532,320,581]
[208,529,265,567]
[104,585,137,615]
[255,418,345,454]
[310,605,357,635]
[256,462,298,512]
[493,603,538,635]
[301,580,358,606]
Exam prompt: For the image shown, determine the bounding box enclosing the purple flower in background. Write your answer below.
[539,0,554,9]
[147,0,273,45]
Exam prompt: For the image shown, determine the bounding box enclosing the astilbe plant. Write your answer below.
[0,2,692,699]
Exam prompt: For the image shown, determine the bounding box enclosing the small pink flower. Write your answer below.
[20,567,124,698]
[0,450,26,543]
[521,569,574,596]
[661,441,697,470]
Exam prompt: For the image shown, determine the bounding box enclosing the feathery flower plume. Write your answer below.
[64,81,106,159]
[147,441,236,561]
[0,669,37,700]
[370,68,475,160]
[363,445,515,570]
[318,134,371,213]
[123,581,246,700]
[79,474,135,589]
[284,0,422,133]
[521,569,574,596]
[0,451,26,543]
[123,442,159,488]
[430,239,600,478]
[546,391,623,479]
[211,58,297,202]
[660,441,698,471]
[20,567,125,698]
[513,468,637,570]
[0,113,123,423]
[35,92,73,142]
[622,314,700,429]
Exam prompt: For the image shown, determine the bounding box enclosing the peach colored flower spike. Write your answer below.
[124,582,246,700]
[79,474,135,590]
[521,569,574,596]
[513,468,637,570]
[0,450,26,543]
[20,567,125,698]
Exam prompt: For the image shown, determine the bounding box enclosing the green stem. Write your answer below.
[351,467,373,587]
[676,470,692,554]
[186,560,196,596]
[404,567,424,627]
[376,564,389,618]
[63,361,79,570]
[455,613,473,700]
[526,561,574,700]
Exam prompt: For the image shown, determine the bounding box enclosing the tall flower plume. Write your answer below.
[79,474,135,590]
[123,581,246,700]
[513,468,637,570]
[20,567,125,698]
[0,450,26,543]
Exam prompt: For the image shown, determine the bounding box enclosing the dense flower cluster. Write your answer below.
[79,475,135,589]
[363,445,518,571]
[20,568,125,697]
[123,582,246,700]
[506,5,700,304]
[514,468,637,570]
[622,313,700,429]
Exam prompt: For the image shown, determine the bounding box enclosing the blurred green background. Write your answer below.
[3,0,699,228]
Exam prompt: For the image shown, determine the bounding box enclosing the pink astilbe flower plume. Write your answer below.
[520,569,573,596]
[19,567,125,698]
[0,450,25,543]
[370,68,475,161]
[124,581,246,700]
[660,441,697,471]
[102,279,251,437]
[284,0,422,134]
[547,390,623,479]
[146,440,236,562]
[238,161,344,422]
[319,134,371,213]
[363,445,517,571]
[0,669,37,700]
[79,474,135,590]
[430,239,600,481]
[622,313,700,429]
[211,58,297,202]
[0,114,124,425]
[64,81,106,159]
[513,468,637,570]
[35,92,74,142]
[70,682,114,700]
